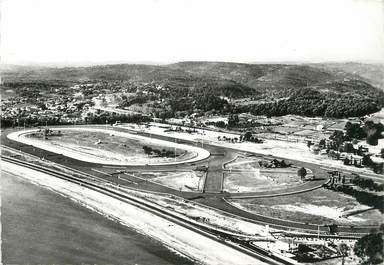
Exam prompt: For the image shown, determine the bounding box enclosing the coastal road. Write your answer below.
[1,125,380,235]
[2,156,291,265]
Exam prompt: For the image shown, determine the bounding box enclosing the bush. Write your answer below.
[354,227,384,264]
[297,167,307,179]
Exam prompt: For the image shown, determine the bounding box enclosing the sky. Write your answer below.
[1,0,383,65]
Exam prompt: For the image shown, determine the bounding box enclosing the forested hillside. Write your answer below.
[1,61,383,118]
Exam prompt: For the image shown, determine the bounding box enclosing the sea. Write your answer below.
[1,170,195,265]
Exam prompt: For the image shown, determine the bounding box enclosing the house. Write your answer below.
[356,145,369,156]
[339,142,355,153]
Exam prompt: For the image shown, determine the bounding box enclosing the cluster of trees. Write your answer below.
[85,113,152,125]
[117,93,153,108]
[324,184,383,213]
[354,225,384,265]
[361,155,384,174]
[258,159,292,168]
[245,98,380,118]
[194,91,229,112]
[327,131,351,150]
[216,132,263,144]
[1,112,152,129]
[345,121,384,146]
[217,135,239,143]
[165,90,230,116]
[130,80,383,119]
[29,128,63,139]
[352,175,384,192]
[318,127,383,174]
[206,120,227,128]
[1,115,71,129]
[345,122,366,139]
[205,114,244,129]
[239,88,381,118]
[142,146,176,157]
[242,131,263,143]
[338,153,383,174]
[41,128,62,138]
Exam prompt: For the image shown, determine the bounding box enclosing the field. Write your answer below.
[130,171,206,192]
[26,129,192,164]
[223,157,303,193]
[134,122,382,176]
[229,188,383,226]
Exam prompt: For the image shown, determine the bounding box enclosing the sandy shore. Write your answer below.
[1,161,267,265]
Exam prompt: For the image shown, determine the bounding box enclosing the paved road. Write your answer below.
[1,126,380,235]
[204,151,237,193]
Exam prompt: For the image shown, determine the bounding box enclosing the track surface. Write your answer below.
[1,125,381,235]
[2,156,293,265]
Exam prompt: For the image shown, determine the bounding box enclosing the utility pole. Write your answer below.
[174,137,177,162]
[318,225,320,240]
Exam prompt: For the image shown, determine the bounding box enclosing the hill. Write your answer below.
[310,62,384,91]
[1,61,383,118]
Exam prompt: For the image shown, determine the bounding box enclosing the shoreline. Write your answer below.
[1,171,194,265]
[1,160,267,265]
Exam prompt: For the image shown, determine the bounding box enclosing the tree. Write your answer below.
[243,131,253,141]
[329,130,349,148]
[345,121,366,139]
[297,167,307,180]
[365,121,384,146]
[339,243,349,265]
[227,114,239,128]
[319,138,326,148]
[362,155,373,167]
[354,227,383,264]
[37,102,47,110]
[142,146,153,155]
[367,134,379,146]
[215,120,226,128]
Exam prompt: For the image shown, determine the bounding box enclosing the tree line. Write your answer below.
[1,113,152,129]
[351,175,384,192]
[142,145,176,157]
[323,184,383,213]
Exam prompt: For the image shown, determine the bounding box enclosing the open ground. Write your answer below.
[2,124,382,236]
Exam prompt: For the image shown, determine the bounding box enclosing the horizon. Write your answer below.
[1,0,383,65]
[2,59,384,69]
